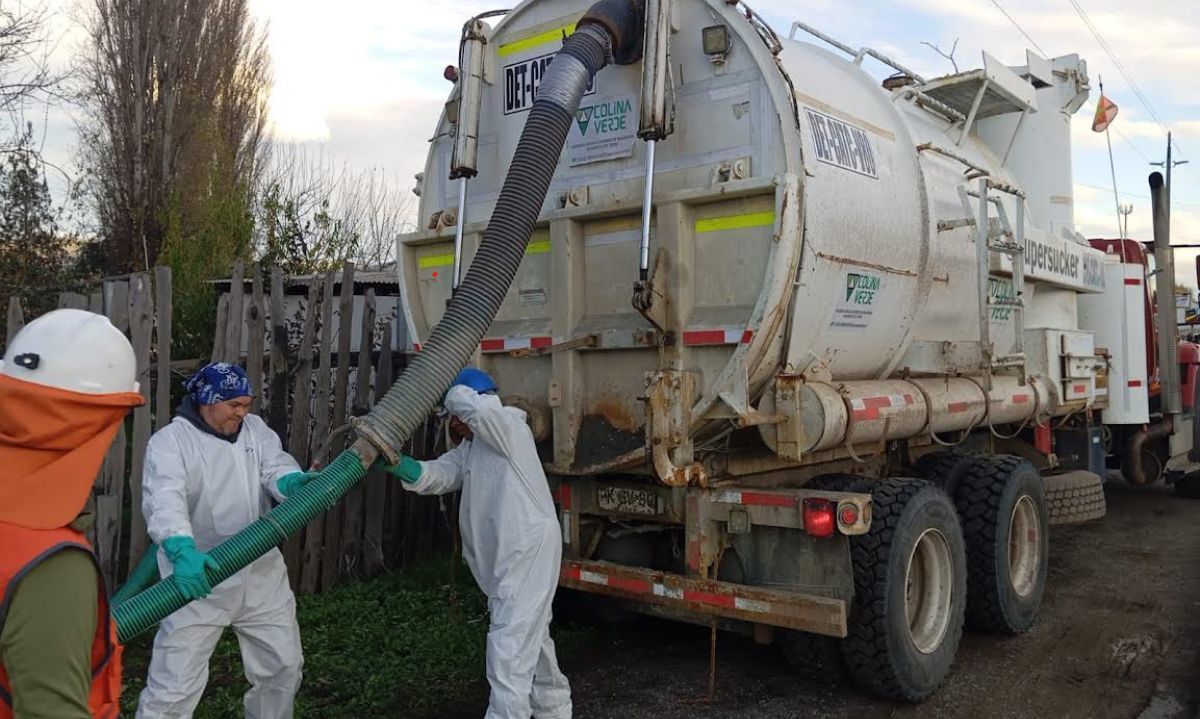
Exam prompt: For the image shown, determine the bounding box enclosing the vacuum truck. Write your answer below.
[396,0,1200,702]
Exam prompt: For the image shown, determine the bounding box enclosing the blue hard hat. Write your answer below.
[452,367,498,394]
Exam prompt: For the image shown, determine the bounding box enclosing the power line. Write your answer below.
[986,0,1048,56]
[1066,0,1184,159]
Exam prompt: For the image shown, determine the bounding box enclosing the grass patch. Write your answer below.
[120,556,595,717]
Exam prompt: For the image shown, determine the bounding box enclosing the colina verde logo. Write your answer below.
[575,98,632,136]
[845,272,880,305]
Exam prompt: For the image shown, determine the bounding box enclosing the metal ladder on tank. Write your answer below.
[963,176,1028,391]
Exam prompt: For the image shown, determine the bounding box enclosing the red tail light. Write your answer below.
[803,498,836,538]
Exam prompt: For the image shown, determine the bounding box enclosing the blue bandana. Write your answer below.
[184,363,253,406]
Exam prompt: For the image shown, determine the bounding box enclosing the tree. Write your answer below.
[255,144,416,274]
[77,0,271,274]
[0,124,75,323]
[0,4,62,143]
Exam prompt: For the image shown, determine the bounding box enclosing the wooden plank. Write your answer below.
[267,267,289,439]
[6,296,23,348]
[88,291,103,314]
[211,293,229,362]
[95,280,130,589]
[154,267,173,431]
[57,292,88,310]
[126,273,154,578]
[223,261,245,363]
[377,322,401,567]
[283,278,322,588]
[356,291,385,576]
[301,270,337,594]
[329,264,358,583]
[247,264,266,413]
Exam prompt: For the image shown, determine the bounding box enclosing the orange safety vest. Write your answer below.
[0,521,122,719]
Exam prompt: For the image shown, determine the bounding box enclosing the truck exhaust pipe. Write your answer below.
[1150,171,1181,415]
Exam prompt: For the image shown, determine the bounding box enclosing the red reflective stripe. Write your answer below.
[556,485,573,510]
[851,396,893,422]
[481,338,505,352]
[948,401,971,413]
[1073,384,1086,393]
[1124,278,1142,286]
[682,330,726,346]
[1012,395,1030,404]
[740,330,754,344]
[531,336,553,349]
[903,394,914,405]
[683,590,736,608]
[738,492,798,508]
[1128,380,1143,387]
[561,564,582,582]
[608,576,653,594]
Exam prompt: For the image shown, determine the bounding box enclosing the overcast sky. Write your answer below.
[30,0,1200,285]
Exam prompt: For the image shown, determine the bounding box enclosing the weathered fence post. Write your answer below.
[301,269,336,594]
[284,277,322,588]
[268,268,288,438]
[154,267,173,432]
[211,294,229,362]
[247,265,266,414]
[322,263,356,588]
[357,290,385,576]
[5,297,23,348]
[127,274,154,578]
[58,292,89,310]
[95,280,130,589]
[223,261,245,364]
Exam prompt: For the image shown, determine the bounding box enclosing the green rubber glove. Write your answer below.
[380,455,423,484]
[162,536,220,600]
[111,542,161,605]
[277,471,318,498]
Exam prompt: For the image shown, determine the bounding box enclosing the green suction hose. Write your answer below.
[113,449,368,642]
[111,541,160,606]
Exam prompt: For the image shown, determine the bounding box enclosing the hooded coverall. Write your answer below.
[405,385,572,719]
[135,400,304,718]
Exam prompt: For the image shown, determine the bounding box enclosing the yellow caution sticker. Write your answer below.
[694,211,775,234]
[498,23,576,58]
[418,253,455,270]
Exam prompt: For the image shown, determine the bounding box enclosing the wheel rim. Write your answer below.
[905,528,954,654]
[1008,495,1041,598]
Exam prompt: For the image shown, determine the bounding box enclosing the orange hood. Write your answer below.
[0,374,144,529]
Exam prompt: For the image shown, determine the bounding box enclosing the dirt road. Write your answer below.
[434,482,1200,719]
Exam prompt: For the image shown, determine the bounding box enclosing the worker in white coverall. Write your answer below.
[384,367,572,719]
[137,362,314,719]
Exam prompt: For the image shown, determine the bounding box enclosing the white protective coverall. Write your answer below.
[407,385,572,719]
[136,409,304,719]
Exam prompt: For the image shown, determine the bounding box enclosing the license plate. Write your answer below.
[598,486,660,516]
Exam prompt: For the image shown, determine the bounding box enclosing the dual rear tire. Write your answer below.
[784,455,1049,701]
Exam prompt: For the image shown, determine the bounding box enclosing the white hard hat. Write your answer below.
[1,309,139,394]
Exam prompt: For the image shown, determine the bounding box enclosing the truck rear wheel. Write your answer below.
[840,478,966,702]
[954,455,1049,634]
[911,451,977,497]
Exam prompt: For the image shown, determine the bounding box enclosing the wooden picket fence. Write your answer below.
[5,262,451,596]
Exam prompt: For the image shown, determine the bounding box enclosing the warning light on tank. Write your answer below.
[443,65,459,83]
[701,25,730,58]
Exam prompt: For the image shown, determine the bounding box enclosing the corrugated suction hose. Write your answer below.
[112,4,642,644]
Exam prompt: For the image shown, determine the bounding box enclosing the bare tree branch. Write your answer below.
[921,38,959,74]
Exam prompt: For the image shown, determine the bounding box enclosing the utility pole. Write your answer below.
[1150,131,1188,218]
[1118,203,1133,239]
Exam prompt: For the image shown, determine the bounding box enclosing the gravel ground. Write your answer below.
[430,481,1200,719]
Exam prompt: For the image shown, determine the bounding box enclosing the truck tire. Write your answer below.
[1044,471,1107,524]
[954,456,1049,634]
[911,451,978,497]
[780,473,873,682]
[840,478,966,703]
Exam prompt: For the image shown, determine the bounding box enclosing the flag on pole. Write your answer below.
[1092,94,1118,132]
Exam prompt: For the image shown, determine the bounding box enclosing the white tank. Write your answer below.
[398,0,1107,476]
